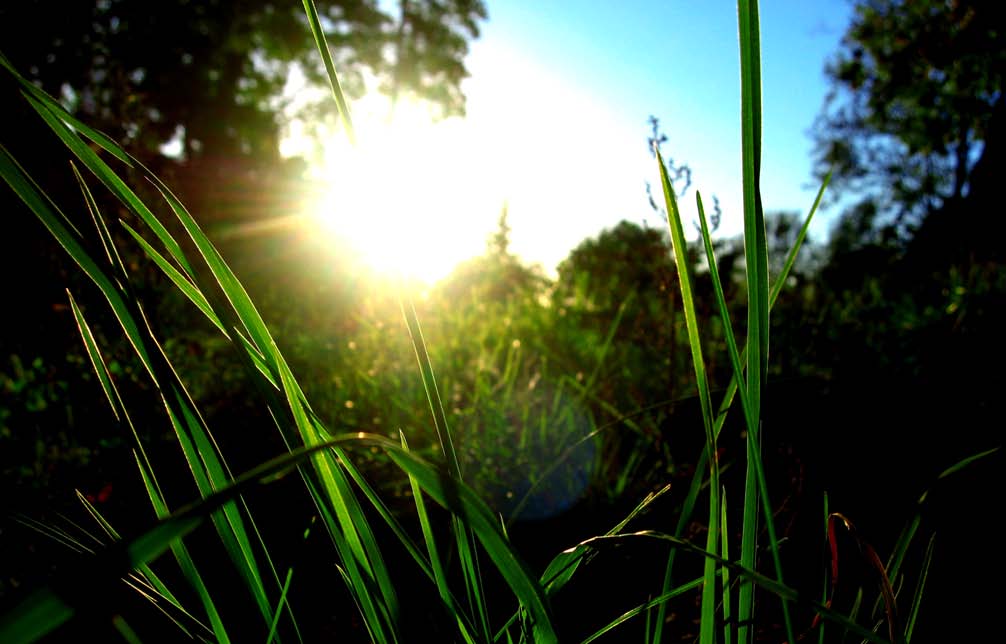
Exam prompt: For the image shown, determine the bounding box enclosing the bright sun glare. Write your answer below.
[304,96,503,285]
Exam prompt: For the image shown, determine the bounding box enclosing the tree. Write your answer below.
[386,0,487,118]
[813,0,1006,244]
[0,0,486,168]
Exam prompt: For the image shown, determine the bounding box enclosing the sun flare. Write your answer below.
[304,96,503,284]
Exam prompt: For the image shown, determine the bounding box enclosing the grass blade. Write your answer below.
[903,535,934,643]
[301,0,356,143]
[653,144,720,644]
[401,432,478,643]
[401,297,491,640]
[574,531,893,644]
[580,577,704,644]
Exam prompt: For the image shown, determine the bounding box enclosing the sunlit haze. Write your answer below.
[282,2,854,284]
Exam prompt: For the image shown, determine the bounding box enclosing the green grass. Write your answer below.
[0,1,977,642]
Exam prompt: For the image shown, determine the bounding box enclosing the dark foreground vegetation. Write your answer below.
[1,1,1003,642]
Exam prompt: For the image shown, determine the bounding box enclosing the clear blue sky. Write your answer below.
[459,1,855,274]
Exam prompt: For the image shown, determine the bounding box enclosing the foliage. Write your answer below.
[813,0,1006,239]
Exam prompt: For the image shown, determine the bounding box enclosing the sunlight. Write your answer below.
[305,96,503,284]
[285,40,658,284]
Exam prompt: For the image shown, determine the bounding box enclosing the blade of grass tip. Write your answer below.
[401,432,478,644]
[76,491,211,640]
[67,291,120,422]
[14,514,91,555]
[645,167,829,644]
[68,289,168,504]
[301,0,356,144]
[111,615,143,644]
[870,448,1000,634]
[539,484,672,595]
[401,298,463,478]
[843,588,864,644]
[71,161,122,270]
[935,445,1000,482]
[769,172,831,301]
[653,144,720,644]
[0,53,132,167]
[75,492,183,609]
[0,144,159,379]
[903,534,934,643]
[20,92,193,276]
[0,143,79,238]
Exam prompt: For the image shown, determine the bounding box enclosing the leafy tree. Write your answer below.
[813,0,1005,245]
[552,220,681,410]
[0,0,486,165]
[386,0,487,117]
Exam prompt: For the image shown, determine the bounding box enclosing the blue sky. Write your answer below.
[296,1,857,281]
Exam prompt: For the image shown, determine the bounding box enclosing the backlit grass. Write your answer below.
[0,1,982,642]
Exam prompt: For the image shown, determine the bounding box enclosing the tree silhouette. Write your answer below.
[813,0,1005,247]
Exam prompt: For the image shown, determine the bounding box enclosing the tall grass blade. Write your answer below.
[697,194,794,643]
[401,298,491,641]
[276,363,399,642]
[653,145,720,644]
[736,0,792,639]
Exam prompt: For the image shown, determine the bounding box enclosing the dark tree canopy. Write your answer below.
[0,0,486,166]
[813,0,1005,241]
